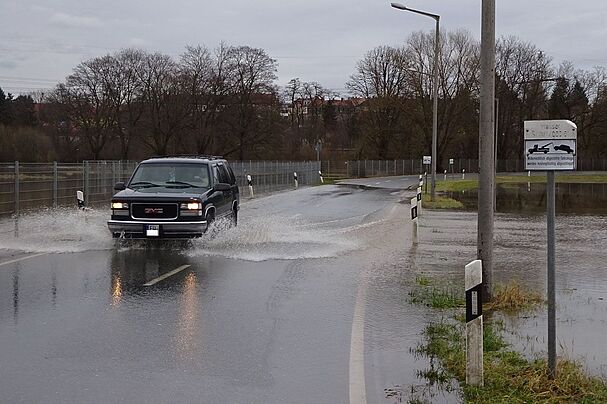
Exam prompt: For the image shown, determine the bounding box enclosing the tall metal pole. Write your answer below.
[477,0,495,302]
[390,3,439,201]
[547,171,557,378]
[431,17,439,201]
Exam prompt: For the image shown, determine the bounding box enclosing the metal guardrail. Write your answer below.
[0,160,321,217]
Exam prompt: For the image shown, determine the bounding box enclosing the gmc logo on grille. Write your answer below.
[145,208,164,214]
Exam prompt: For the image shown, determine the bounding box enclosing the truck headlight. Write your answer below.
[112,202,129,209]
[180,202,202,210]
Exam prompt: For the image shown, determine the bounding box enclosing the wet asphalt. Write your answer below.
[0,178,434,404]
[2,175,605,403]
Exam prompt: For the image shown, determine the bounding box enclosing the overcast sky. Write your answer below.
[1,0,606,96]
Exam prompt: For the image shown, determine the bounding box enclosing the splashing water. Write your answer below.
[0,208,374,260]
[188,215,364,262]
[0,208,114,253]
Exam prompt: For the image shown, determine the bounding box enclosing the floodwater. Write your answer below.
[450,182,607,214]
[416,210,607,378]
[1,184,604,402]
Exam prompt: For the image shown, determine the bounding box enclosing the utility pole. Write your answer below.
[431,15,439,201]
[477,0,495,302]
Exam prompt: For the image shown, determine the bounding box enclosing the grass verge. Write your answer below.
[421,194,465,210]
[410,279,607,402]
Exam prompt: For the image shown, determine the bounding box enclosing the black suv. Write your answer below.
[107,156,239,239]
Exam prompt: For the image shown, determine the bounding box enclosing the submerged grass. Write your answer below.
[420,320,607,403]
[409,280,607,402]
[409,278,464,309]
[485,281,544,313]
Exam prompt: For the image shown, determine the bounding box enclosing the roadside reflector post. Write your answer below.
[524,119,577,379]
[76,190,85,210]
[465,259,484,387]
[319,170,324,184]
[410,196,418,243]
[462,169,466,180]
[247,175,254,198]
[417,186,422,214]
[424,171,428,195]
[294,172,298,188]
[444,169,447,181]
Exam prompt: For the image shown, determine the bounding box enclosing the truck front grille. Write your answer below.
[131,203,178,220]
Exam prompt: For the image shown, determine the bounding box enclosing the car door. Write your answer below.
[208,164,226,218]
[216,163,233,216]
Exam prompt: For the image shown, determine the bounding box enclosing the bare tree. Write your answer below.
[223,45,279,160]
[55,56,117,159]
[109,49,146,159]
[138,52,189,156]
[347,45,411,158]
[180,43,231,155]
[405,30,480,163]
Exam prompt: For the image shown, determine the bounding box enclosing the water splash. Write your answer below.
[0,208,114,253]
[0,209,367,261]
[188,215,362,262]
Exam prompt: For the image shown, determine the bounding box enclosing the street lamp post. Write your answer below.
[391,2,439,200]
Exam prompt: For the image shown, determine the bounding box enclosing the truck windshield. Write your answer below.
[129,163,210,189]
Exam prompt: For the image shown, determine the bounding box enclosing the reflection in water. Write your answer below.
[174,272,201,362]
[12,268,19,325]
[450,182,607,214]
[111,274,122,305]
[110,245,190,293]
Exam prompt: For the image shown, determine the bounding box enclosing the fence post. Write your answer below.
[14,161,20,216]
[84,161,90,204]
[53,161,58,208]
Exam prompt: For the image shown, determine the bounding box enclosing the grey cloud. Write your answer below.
[50,12,103,29]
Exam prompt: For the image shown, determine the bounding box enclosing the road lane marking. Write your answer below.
[0,253,48,268]
[143,264,191,287]
[349,279,368,404]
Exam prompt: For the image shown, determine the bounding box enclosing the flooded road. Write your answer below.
[1,178,605,403]
[0,181,448,404]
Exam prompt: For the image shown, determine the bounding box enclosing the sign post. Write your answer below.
[524,119,577,379]
[422,156,431,186]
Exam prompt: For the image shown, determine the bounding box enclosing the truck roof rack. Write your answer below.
[151,155,224,160]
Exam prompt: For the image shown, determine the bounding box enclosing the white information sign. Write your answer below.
[524,120,577,171]
[449,158,454,165]
[423,155,431,165]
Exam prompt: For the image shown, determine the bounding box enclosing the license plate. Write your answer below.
[146,225,160,237]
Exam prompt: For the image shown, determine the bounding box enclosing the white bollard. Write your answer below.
[444,169,447,181]
[462,169,466,180]
[77,190,85,209]
[319,170,324,184]
[247,175,254,198]
[465,260,484,387]
[417,186,422,214]
[294,172,298,189]
[410,196,418,243]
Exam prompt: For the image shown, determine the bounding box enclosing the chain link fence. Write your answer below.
[321,158,607,178]
[0,160,321,217]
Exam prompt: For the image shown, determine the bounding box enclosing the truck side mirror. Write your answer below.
[114,182,126,191]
